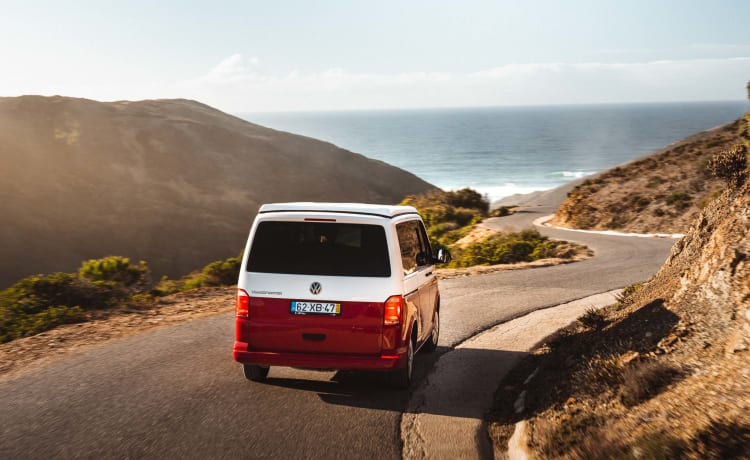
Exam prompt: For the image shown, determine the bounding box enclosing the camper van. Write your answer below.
[233,203,450,388]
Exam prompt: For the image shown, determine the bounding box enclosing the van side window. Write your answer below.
[396,220,431,276]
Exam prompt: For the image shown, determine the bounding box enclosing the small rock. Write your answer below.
[645,331,653,338]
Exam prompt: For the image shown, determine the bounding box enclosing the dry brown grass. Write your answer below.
[550,120,741,234]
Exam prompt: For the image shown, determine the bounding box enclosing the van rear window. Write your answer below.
[247,221,391,277]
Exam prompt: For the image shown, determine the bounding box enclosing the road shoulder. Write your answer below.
[401,290,621,459]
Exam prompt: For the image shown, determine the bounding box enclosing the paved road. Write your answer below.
[0,206,674,459]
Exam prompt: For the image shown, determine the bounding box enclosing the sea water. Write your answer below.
[243,101,749,201]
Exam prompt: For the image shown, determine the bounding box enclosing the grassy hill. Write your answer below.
[550,118,746,234]
[0,96,435,287]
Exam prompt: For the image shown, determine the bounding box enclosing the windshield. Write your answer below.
[247,221,391,277]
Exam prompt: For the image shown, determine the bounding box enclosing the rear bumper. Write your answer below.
[233,341,407,371]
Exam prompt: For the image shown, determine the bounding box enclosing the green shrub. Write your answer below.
[155,254,243,294]
[449,229,566,267]
[0,272,108,342]
[427,221,460,238]
[0,305,86,343]
[435,225,475,246]
[400,188,489,247]
[444,188,489,214]
[0,272,110,312]
[78,256,150,292]
[0,256,156,342]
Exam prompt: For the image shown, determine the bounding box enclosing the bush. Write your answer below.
[154,254,243,294]
[449,229,567,267]
[444,188,489,214]
[708,144,748,186]
[0,256,155,342]
[79,256,150,293]
[0,304,86,343]
[0,273,107,342]
[400,188,489,247]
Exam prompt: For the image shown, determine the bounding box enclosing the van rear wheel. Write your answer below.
[243,364,270,381]
[385,337,414,389]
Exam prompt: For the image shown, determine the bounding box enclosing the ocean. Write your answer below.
[243,101,749,201]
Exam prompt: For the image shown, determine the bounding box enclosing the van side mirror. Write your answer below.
[433,248,451,264]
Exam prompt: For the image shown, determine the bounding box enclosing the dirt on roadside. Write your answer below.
[0,287,234,382]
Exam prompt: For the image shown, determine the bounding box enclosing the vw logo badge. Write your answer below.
[310,282,322,295]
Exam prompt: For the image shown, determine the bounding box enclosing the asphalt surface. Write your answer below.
[0,205,674,459]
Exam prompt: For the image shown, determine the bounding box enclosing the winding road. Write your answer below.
[0,202,674,459]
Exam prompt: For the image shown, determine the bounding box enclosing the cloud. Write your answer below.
[177,55,750,112]
[182,53,265,86]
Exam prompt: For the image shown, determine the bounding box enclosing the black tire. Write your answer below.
[422,310,439,352]
[385,336,414,389]
[243,364,270,382]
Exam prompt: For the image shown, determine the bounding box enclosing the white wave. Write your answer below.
[552,171,597,179]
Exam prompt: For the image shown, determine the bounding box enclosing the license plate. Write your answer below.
[291,301,341,316]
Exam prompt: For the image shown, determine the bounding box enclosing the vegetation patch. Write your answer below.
[400,188,584,269]
[0,254,242,343]
[0,257,149,343]
[449,229,573,267]
[154,254,242,295]
[400,188,489,249]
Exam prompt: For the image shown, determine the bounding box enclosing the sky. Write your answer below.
[1,0,749,112]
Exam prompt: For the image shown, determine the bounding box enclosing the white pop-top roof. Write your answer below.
[258,202,419,219]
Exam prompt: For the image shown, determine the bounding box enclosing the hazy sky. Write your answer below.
[2,0,749,112]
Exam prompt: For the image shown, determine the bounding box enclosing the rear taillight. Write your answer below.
[384,295,403,326]
[236,288,250,317]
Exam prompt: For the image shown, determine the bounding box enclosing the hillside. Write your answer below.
[549,119,744,233]
[489,121,750,456]
[0,96,435,287]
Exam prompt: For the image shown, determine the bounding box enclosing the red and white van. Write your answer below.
[233,203,450,388]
